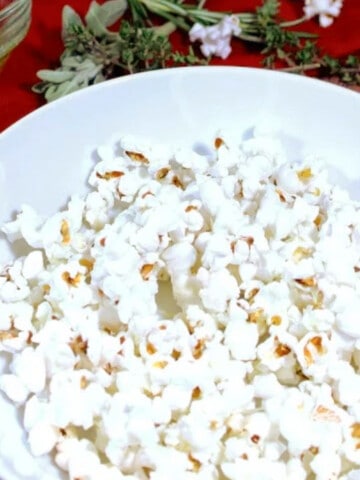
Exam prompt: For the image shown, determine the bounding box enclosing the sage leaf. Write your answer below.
[94,72,106,84]
[62,6,84,40]
[45,78,81,102]
[97,0,127,26]
[152,21,176,37]
[85,2,110,36]
[61,56,83,68]
[85,0,126,36]
[31,81,49,94]
[36,69,75,83]
[44,85,58,102]
[77,58,99,71]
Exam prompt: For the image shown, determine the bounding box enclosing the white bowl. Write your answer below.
[0,66,360,479]
[1,66,360,266]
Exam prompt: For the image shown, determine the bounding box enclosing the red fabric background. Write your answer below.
[0,0,359,132]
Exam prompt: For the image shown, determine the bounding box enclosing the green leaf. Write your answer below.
[345,55,359,68]
[127,0,149,25]
[341,72,353,84]
[84,0,126,36]
[97,0,127,26]
[45,78,82,102]
[61,56,83,68]
[322,54,340,74]
[85,2,109,36]
[94,72,106,84]
[276,48,286,60]
[32,81,49,94]
[62,6,84,40]
[262,54,275,68]
[152,21,177,37]
[44,85,58,102]
[36,69,75,83]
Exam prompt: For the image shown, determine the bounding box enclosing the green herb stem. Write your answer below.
[282,62,321,72]
[280,15,308,28]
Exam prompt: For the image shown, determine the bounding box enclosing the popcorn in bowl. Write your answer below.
[1,128,360,479]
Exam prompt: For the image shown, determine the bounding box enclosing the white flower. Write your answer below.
[304,0,343,27]
[189,15,241,59]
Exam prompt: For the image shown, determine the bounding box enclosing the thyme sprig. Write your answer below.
[263,39,360,86]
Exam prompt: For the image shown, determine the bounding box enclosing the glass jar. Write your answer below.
[0,0,31,70]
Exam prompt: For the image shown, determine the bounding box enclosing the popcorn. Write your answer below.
[22,250,44,280]
[10,347,46,393]
[224,318,259,361]
[0,373,29,403]
[2,130,360,479]
[199,267,238,312]
[28,421,59,456]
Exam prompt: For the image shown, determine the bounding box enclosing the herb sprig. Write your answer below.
[33,0,360,102]
[33,1,205,102]
[265,41,360,86]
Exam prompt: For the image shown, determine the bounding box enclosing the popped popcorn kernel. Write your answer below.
[191,386,202,400]
[80,376,89,389]
[95,170,124,180]
[187,453,202,472]
[351,423,360,439]
[172,175,185,190]
[61,271,82,287]
[78,257,94,272]
[146,342,157,355]
[313,404,341,423]
[170,349,181,361]
[295,276,316,287]
[192,338,206,359]
[297,167,313,182]
[125,150,149,164]
[60,219,71,245]
[271,315,282,326]
[314,213,323,228]
[303,335,326,365]
[293,246,312,263]
[274,342,291,357]
[155,167,170,180]
[141,264,154,281]
[214,137,225,149]
[69,335,88,355]
[248,308,265,324]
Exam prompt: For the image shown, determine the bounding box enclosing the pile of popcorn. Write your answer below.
[1,129,360,480]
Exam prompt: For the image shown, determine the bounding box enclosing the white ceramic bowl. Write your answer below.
[0,66,360,479]
[1,66,360,265]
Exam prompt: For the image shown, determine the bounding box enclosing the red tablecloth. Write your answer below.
[0,0,359,132]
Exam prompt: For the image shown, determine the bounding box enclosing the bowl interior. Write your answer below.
[1,66,360,264]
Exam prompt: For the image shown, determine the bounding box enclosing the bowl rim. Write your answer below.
[1,65,360,138]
